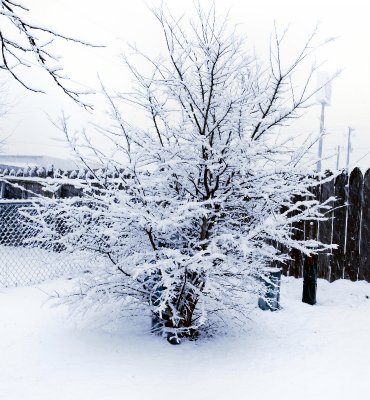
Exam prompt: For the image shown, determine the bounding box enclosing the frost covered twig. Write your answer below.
[0,0,102,108]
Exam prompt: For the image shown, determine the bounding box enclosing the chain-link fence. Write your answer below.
[0,201,83,287]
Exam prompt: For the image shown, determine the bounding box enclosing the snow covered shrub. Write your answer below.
[31,4,335,339]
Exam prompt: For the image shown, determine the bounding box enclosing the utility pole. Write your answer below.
[343,126,354,260]
[315,71,332,173]
[316,101,326,173]
[336,145,341,170]
[346,127,354,171]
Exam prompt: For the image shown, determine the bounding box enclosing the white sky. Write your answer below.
[1,0,369,171]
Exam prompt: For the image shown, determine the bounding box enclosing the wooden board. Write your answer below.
[360,169,370,282]
[330,171,348,281]
[317,177,335,280]
[345,168,363,281]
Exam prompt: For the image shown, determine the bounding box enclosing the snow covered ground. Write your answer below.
[1,277,369,400]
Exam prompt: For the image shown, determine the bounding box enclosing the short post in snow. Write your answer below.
[302,254,318,305]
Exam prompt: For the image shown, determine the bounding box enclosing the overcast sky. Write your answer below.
[1,0,369,171]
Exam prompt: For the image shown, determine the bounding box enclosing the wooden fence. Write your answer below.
[281,167,370,282]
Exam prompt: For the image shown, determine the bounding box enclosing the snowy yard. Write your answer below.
[1,277,369,400]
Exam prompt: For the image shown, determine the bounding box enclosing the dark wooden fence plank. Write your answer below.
[330,171,348,281]
[304,186,319,277]
[360,169,370,282]
[290,220,304,278]
[289,194,305,278]
[273,240,290,276]
[317,177,335,280]
[345,168,363,281]
[305,185,319,243]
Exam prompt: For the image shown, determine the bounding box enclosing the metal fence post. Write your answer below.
[258,268,281,311]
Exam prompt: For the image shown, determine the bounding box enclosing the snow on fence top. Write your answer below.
[0,165,131,199]
[0,165,128,180]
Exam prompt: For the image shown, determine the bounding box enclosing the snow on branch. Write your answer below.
[0,0,102,108]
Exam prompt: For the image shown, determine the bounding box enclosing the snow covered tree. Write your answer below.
[0,0,97,107]
[29,4,335,340]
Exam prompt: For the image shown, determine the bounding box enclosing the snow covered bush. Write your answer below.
[30,4,335,340]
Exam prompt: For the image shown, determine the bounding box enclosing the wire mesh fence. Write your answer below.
[0,201,83,287]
